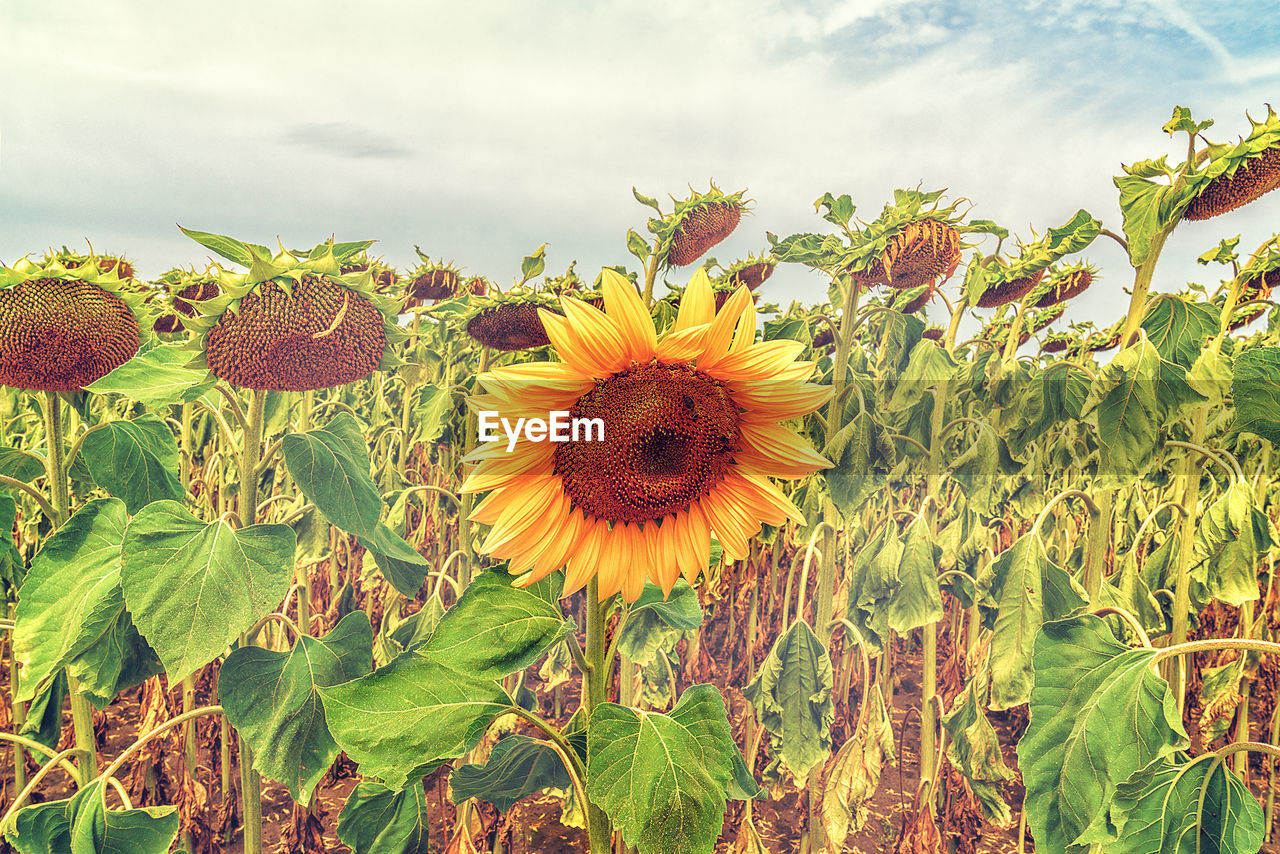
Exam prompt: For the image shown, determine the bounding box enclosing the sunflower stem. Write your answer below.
[584,577,614,853]
[236,390,267,854]
[39,391,99,781]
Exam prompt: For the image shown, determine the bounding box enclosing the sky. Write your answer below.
[2,0,1279,333]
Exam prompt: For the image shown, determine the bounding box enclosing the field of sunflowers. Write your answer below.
[0,103,1279,854]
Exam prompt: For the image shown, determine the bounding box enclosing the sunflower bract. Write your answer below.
[205,275,385,391]
[0,277,140,391]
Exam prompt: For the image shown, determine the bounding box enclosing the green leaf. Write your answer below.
[824,410,895,517]
[83,340,216,407]
[520,244,548,281]
[617,580,701,667]
[421,568,572,680]
[319,652,508,789]
[887,515,943,634]
[949,426,1000,516]
[1196,236,1240,266]
[886,339,957,412]
[1162,105,1214,136]
[18,672,67,755]
[1140,296,1221,369]
[844,523,902,653]
[0,494,24,594]
[626,228,651,264]
[337,780,431,854]
[4,798,72,853]
[78,416,182,514]
[1232,347,1280,445]
[1084,337,1161,481]
[1109,754,1263,854]
[68,778,180,853]
[587,684,736,854]
[941,671,1015,827]
[220,611,373,804]
[1018,615,1188,854]
[451,734,572,812]
[283,412,382,537]
[633,187,663,214]
[814,192,856,228]
[358,524,429,597]
[1114,174,1176,268]
[742,620,833,783]
[413,386,453,446]
[14,499,161,706]
[1191,481,1270,607]
[178,226,255,267]
[121,500,297,679]
[0,446,45,485]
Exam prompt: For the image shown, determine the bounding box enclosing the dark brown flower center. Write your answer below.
[553,361,740,524]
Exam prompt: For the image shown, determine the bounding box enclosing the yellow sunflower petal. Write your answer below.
[675,268,716,332]
[600,268,657,361]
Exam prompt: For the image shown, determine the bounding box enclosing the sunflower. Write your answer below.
[461,269,831,602]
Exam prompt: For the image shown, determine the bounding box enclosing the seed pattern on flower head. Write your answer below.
[0,278,140,391]
[554,362,740,524]
[669,202,743,267]
[205,274,385,391]
[975,267,1047,309]
[1184,146,1280,221]
[467,301,555,351]
[853,219,962,291]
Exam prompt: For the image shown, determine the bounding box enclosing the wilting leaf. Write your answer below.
[78,416,183,513]
[887,515,943,634]
[83,340,216,407]
[845,524,901,653]
[617,579,701,667]
[121,500,296,679]
[1191,481,1270,607]
[742,620,834,783]
[414,386,454,446]
[336,780,431,854]
[1233,347,1280,446]
[821,686,895,846]
[980,530,1087,710]
[1018,615,1188,854]
[587,684,736,854]
[220,611,373,804]
[1084,337,1161,481]
[941,671,1015,827]
[451,734,572,812]
[67,778,179,853]
[1109,754,1264,854]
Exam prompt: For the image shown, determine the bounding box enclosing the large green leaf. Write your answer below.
[358,524,430,597]
[980,530,1087,710]
[886,340,957,412]
[4,798,72,853]
[283,412,382,536]
[0,446,45,485]
[67,779,179,853]
[78,416,182,513]
[451,734,572,812]
[1232,347,1280,446]
[940,671,1014,827]
[83,340,216,408]
[14,498,161,706]
[1017,615,1188,854]
[319,652,509,788]
[220,611,373,804]
[121,500,297,679]
[886,515,943,634]
[742,620,833,782]
[1084,337,1161,481]
[587,684,736,854]
[336,780,431,854]
[1109,755,1264,854]
[824,410,895,517]
[423,568,573,681]
[1140,296,1220,369]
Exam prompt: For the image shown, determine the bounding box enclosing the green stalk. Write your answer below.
[584,577,614,854]
[7,603,26,795]
[39,391,98,781]
[236,390,267,854]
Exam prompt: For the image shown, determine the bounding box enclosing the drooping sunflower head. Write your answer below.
[465,291,562,352]
[1183,107,1280,221]
[1028,304,1065,333]
[404,249,465,309]
[966,210,1100,309]
[461,268,831,602]
[1033,262,1096,309]
[47,246,138,282]
[1084,323,1124,354]
[717,254,776,291]
[0,253,147,391]
[1041,333,1073,354]
[842,190,971,292]
[179,229,403,391]
[341,256,400,296]
[654,183,750,268]
[152,268,221,334]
